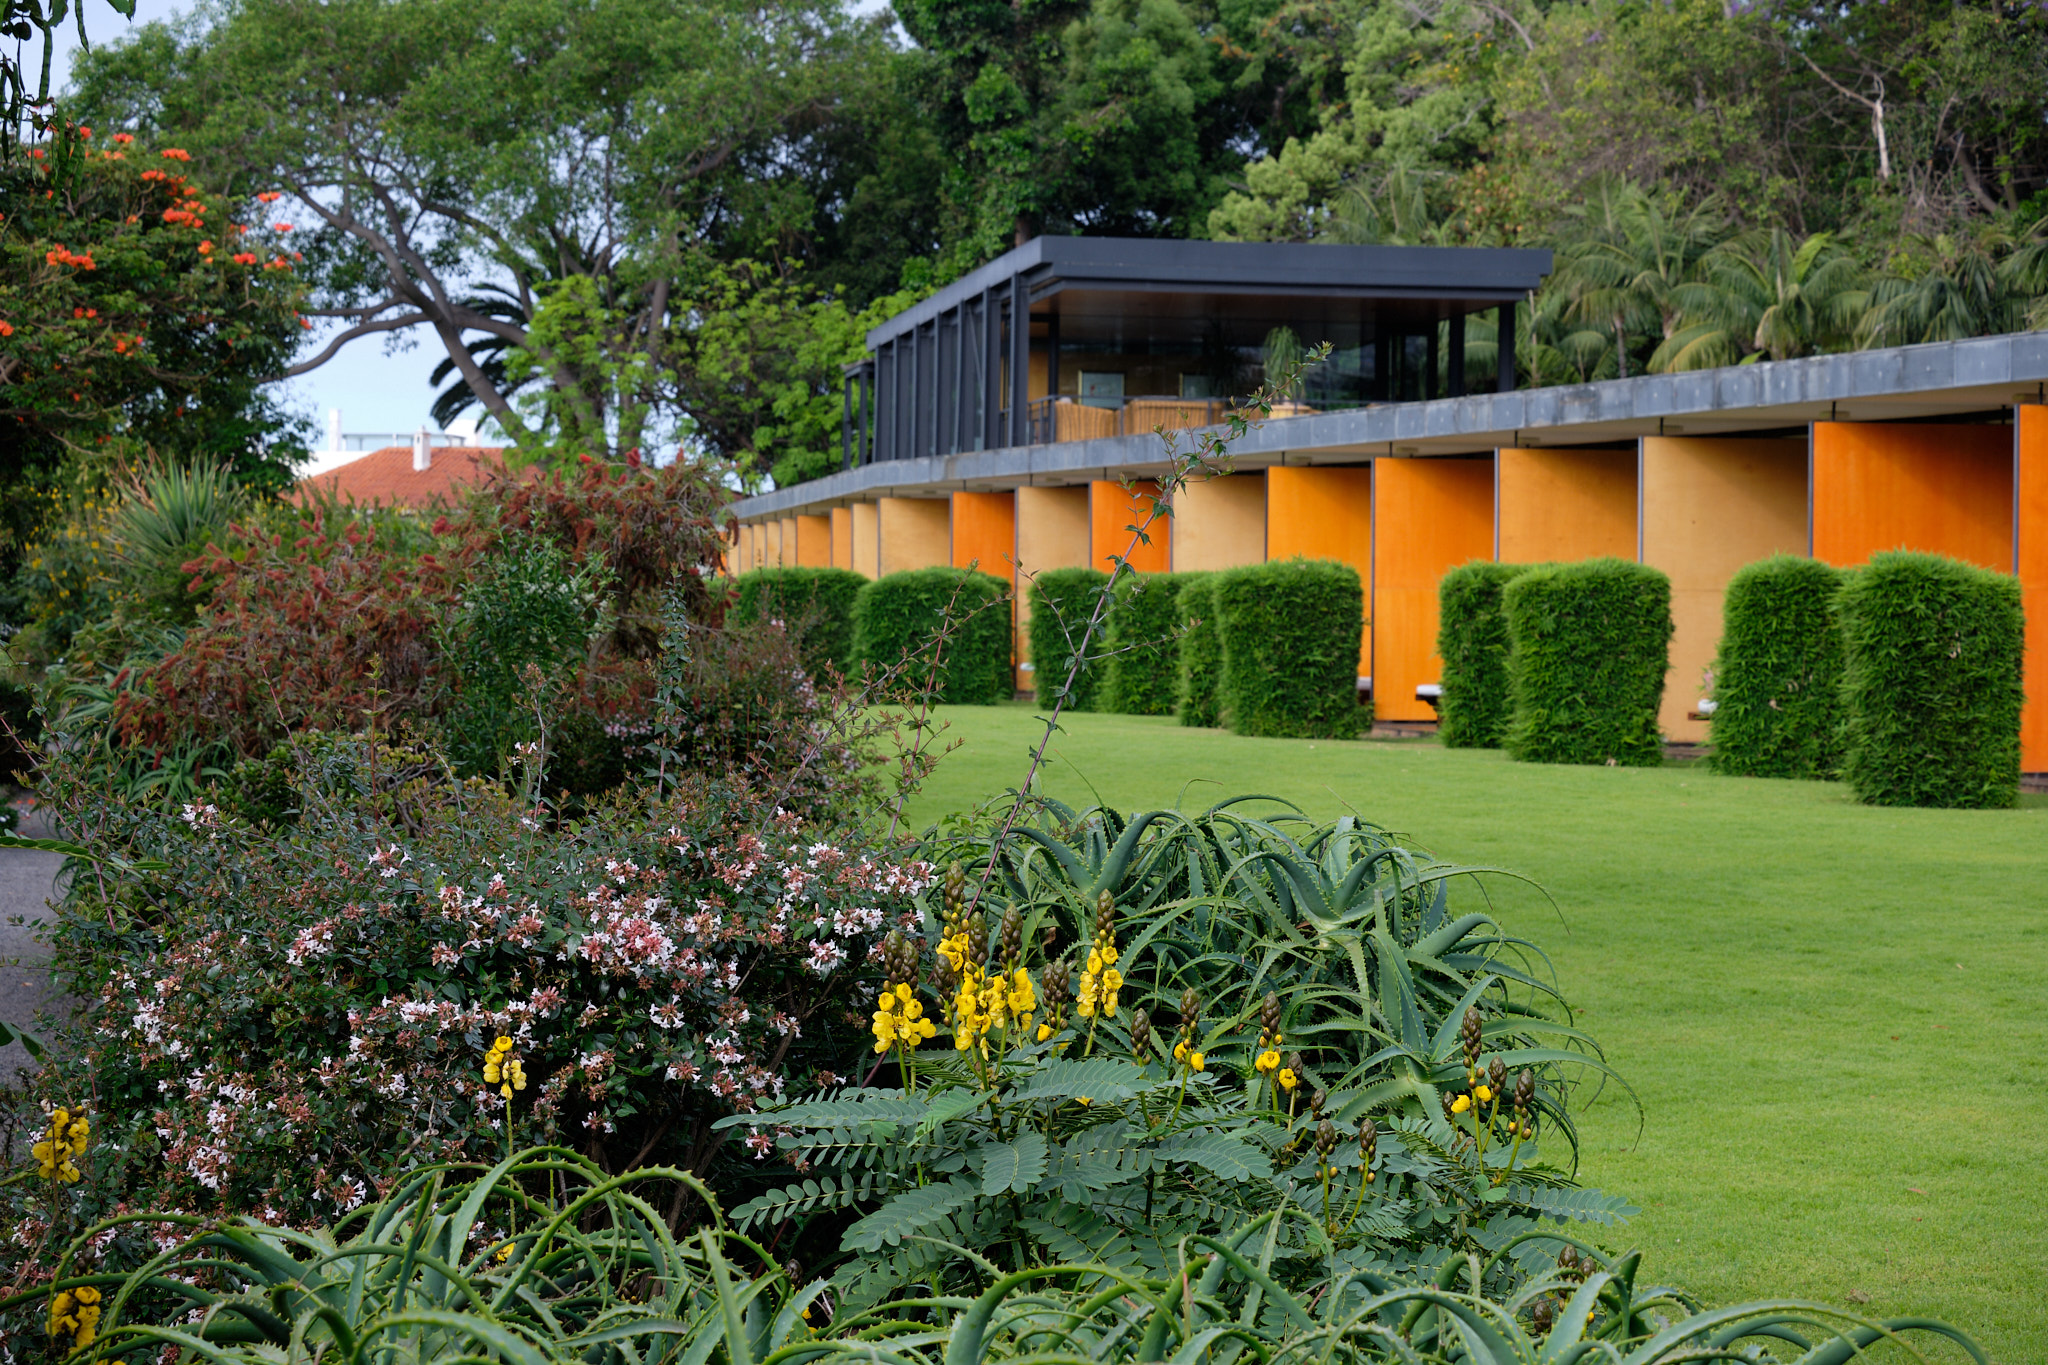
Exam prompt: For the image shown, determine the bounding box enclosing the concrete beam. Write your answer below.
[731,333,2048,522]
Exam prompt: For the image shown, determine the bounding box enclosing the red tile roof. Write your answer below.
[293,445,510,509]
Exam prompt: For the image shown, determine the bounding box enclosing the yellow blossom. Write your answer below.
[1277,1067,1298,1091]
[1189,1051,1205,1071]
[1037,1023,1053,1042]
[1474,1084,1493,1103]
[1255,1049,1281,1074]
[1450,1093,1472,1114]
[872,983,937,1052]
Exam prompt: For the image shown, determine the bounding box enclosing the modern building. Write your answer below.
[841,236,1549,464]
[731,237,2048,775]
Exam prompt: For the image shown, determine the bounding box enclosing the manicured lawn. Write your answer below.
[901,705,2047,1364]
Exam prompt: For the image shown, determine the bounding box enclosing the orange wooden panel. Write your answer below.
[1641,437,1809,741]
[1372,458,1495,721]
[851,503,880,579]
[1496,447,1637,564]
[878,497,951,575]
[1091,480,1170,573]
[794,514,832,567]
[952,491,1016,576]
[1812,422,2013,571]
[1268,466,1372,671]
[2019,407,2048,771]
[830,507,853,571]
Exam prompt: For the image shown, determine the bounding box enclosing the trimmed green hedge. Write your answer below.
[1213,559,1365,739]
[1027,567,1111,711]
[1103,573,1199,716]
[1503,558,1672,766]
[1838,550,2023,808]
[729,567,867,676]
[850,568,1013,705]
[1709,556,1848,779]
[1436,561,1532,749]
[1176,575,1224,728]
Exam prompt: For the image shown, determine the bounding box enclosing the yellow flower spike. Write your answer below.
[1278,1068,1298,1091]
[1450,1093,1472,1115]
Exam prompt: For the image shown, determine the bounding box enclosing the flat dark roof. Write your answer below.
[865,236,1554,349]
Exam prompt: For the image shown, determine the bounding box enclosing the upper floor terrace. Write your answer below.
[840,236,1553,467]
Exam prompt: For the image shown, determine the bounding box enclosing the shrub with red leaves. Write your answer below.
[112,460,727,763]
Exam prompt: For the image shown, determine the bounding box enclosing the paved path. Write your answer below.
[0,804,66,1081]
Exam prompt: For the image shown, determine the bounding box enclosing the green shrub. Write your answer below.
[730,566,866,676]
[1176,575,1224,727]
[1436,561,1532,748]
[1838,550,2023,808]
[1709,555,1848,779]
[1103,572,1199,715]
[853,567,1012,704]
[1027,567,1111,710]
[1503,558,1672,766]
[1212,559,1364,739]
[441,533,606,777]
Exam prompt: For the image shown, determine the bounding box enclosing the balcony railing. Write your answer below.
[1023,395,1321,445]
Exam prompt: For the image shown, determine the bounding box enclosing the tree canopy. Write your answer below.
[42,0,2048,480]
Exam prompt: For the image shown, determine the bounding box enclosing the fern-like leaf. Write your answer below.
[841,1177,980,1251]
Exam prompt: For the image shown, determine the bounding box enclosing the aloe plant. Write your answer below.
[718,804,1639,1309]
[8,1147,802,1365]
[9,1149,1984,1365]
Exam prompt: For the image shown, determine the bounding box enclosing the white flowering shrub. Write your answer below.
[3,734,930,1268]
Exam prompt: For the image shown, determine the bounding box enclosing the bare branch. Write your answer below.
[277,312,432,377]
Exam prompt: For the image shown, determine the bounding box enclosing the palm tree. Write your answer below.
[1859,222,2035,348]
[1654,229,1870,369]
[1326,159,1458,247]
[1549,179,1728,378]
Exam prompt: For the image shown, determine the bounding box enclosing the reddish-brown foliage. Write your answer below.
[114,461,728,759]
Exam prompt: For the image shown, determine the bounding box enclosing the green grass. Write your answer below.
[901,705,2048,1364]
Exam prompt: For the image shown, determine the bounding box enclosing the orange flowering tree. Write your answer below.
[0,124,309,479]
[0,123,311,626]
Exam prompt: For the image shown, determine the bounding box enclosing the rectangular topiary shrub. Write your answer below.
[851,567,1013,704]
[1436,561,1533,749]
[1103,572,1199,716]
[1027,567,1111,710]
[1837,550,2023,808]
[1503,558,1673,766]
[1176,575,1224,728]
[1212,558,1365,739]
[729,567,868,676]
[1708,555,1847,779]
